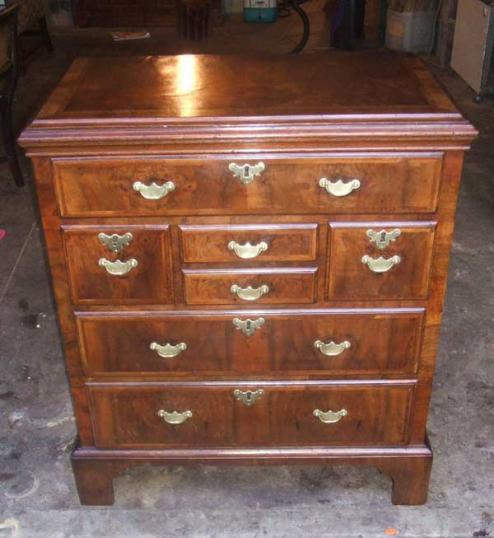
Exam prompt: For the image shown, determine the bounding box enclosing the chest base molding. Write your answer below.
[71,438,432,506]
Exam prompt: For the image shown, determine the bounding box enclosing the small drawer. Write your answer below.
[63,226,173,305]
[76,309,424,376]
[182,268,317,305]
[52,154,442,217]
[328,222,436,300]
[179,224,318,264]
[88,382,414,448]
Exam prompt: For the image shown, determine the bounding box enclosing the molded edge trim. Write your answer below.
[19,118,478,152]
[72,443,433,462]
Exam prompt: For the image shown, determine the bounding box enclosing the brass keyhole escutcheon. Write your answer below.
[233,389,264,406]
[98,232,133,253]
[232,317,265,336]
[366,228,401,250]
[228,162,266,185]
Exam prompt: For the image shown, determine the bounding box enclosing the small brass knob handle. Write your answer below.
[232,317,265,336]
[314,340,351,356]
[361,255,401,273]
[319,178,361,197]
[230,284,270,301]
[150,342,187,358]
[313,409,348,424]
[133,180,176,200]
[157,409,192,425]
[233,389,264,406]
[98,258,138,276]
[228,241,269,260]
[228,162,265,185]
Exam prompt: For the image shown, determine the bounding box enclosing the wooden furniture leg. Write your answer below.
[378,455,433,505]
[71,457,123,506]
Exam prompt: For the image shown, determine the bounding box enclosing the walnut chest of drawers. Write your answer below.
[20,52,476,505]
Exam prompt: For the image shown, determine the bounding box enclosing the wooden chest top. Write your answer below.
[20,52,476,151]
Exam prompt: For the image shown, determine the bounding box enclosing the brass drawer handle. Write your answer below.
[361,254,401,273]
[319,178,361,197]
[233,389,264,406]
[98,232,133,253]
[98,258,138,276]
[232,317,265,336]
[230,284,270,301]
[313,408,348,424]
[228,162,265,185]
[314,340,351,356]
[366,228,401,250]
[157,409,192,425]
[150,342,187,358]
[133,180,176,200]
[228,240,269,259]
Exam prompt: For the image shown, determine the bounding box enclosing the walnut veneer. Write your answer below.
[19,52,477,506]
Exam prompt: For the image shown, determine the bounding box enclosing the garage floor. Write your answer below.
[0,26,493,538]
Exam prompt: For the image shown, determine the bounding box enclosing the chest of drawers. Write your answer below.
[20,52,476,505]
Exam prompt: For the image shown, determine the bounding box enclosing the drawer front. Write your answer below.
[77,309,424,376]
[53,155,442,217]
[328,222,436,300]
[183,268,317,305]
[179,224,318,264]
[64,226,173,305]
[88,383,413,448]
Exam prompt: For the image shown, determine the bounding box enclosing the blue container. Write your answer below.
[243,0,277,22]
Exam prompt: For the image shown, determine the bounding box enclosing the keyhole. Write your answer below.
[243,166,250,178]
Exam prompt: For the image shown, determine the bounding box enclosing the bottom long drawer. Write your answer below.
[88,382,414,449]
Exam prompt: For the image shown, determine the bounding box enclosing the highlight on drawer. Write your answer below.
[52,154,443,217]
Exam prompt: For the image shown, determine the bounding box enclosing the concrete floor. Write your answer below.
[0,27,493,538]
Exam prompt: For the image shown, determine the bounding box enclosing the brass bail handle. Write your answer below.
[230,284,270,301]
[98,258,138,276]
[228,240,269,259]
[133,180,176,200]
[150,342,187,358]
[313,408,348,424]
[157,409,192,425]
[319,178,360,197]
[361,255,401,273]
[313,340,351,356]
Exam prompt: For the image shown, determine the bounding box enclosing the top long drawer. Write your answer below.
[52,154,442,217]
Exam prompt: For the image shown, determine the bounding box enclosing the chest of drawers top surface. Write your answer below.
[20,52,475,152]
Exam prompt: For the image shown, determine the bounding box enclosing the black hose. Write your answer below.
[287,0,310,54]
